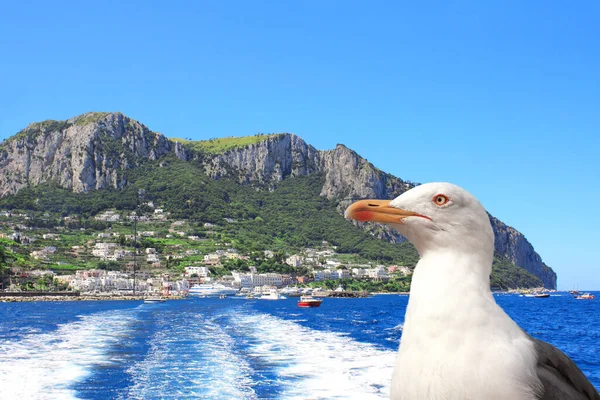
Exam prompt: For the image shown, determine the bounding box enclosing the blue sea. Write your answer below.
[0,293,598,399]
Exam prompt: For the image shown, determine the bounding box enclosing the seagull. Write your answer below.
[345,182,599,400]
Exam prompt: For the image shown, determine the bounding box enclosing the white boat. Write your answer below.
[188,283,239,297]
[144,297,166,304]
[280,286,302,297]
[260,288,287,300]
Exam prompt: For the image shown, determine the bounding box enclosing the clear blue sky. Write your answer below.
[1,1,598,289]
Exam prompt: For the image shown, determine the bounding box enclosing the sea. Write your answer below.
[0,293,598,399]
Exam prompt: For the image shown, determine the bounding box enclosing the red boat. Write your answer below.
[298,295,323,308]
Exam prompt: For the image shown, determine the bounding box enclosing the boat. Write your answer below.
[569,290,581,296]
[144,297,166,304]
[259,288,287,300]
[280,286,302,297]
[297,295,323,308]
[188,283,239,297]
[522,293,549,298]
[575,293,595,300]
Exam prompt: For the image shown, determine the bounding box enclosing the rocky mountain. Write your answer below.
[0,112,557,288]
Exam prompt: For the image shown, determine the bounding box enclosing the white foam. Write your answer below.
[122,313,256,399]
[0,304,399,399]
[385,323,404,331]
[229,312,396,399]
[0,309,137,400]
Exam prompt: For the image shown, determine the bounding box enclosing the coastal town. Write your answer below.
[0,204,414,300]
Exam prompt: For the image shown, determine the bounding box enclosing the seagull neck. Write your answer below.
[408,250,493,304]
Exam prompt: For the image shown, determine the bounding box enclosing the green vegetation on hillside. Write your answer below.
[3,120,72,146]
[170,134,278,154]
[308,277,411,293]
[491,254,542,289]
[0,155,544,289]
[72,112,111,126]
[0,242,14,277]
[0,157,419,265]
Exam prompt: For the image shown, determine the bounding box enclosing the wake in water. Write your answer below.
[120,303,396,399]
[0,302,397,399]
[228,311,396,399]
[0,308,138,400]
[122,311,256,400]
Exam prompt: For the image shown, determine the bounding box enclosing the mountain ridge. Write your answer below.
[0,112,557,288]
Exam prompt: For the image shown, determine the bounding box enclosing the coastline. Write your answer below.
[0,293,186,302]
[371,292,410,295]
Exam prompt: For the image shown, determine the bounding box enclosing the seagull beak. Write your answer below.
[345,200,431,224]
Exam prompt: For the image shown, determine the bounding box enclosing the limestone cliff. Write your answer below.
[491,216,557,288]
[0,112,557,288]
[0,112,188,196]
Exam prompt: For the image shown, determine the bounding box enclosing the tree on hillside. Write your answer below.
[0,244,14,279]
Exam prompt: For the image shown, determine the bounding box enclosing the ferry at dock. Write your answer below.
[188,284,239,297]
[259,287,287,300]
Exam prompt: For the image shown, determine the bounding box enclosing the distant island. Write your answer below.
[0,112,556,294]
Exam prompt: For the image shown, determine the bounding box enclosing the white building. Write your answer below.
[331,269,350,280]
[366,266,388,280]
[232,272,254,288]
[185,266,210,278]
[30,246,57,260]
[92,243,119,260]
[253,273,282,287]
[314,270,331,281]
[388,265,412,275]
[231,272,283,288]
[285,255,303,267]
[95,210,121,222]
[147,253,160,263]
[203,253,222,265]
[352,268,367,279]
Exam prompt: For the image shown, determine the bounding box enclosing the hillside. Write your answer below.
[0,112,556,289]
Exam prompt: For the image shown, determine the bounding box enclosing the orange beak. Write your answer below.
[345,199,431,224]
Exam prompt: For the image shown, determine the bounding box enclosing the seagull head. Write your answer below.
[345,182,494,259]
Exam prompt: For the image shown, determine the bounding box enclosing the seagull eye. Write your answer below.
[433,194,449,206]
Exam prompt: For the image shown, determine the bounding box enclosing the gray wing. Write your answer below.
[533,338,600,400]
